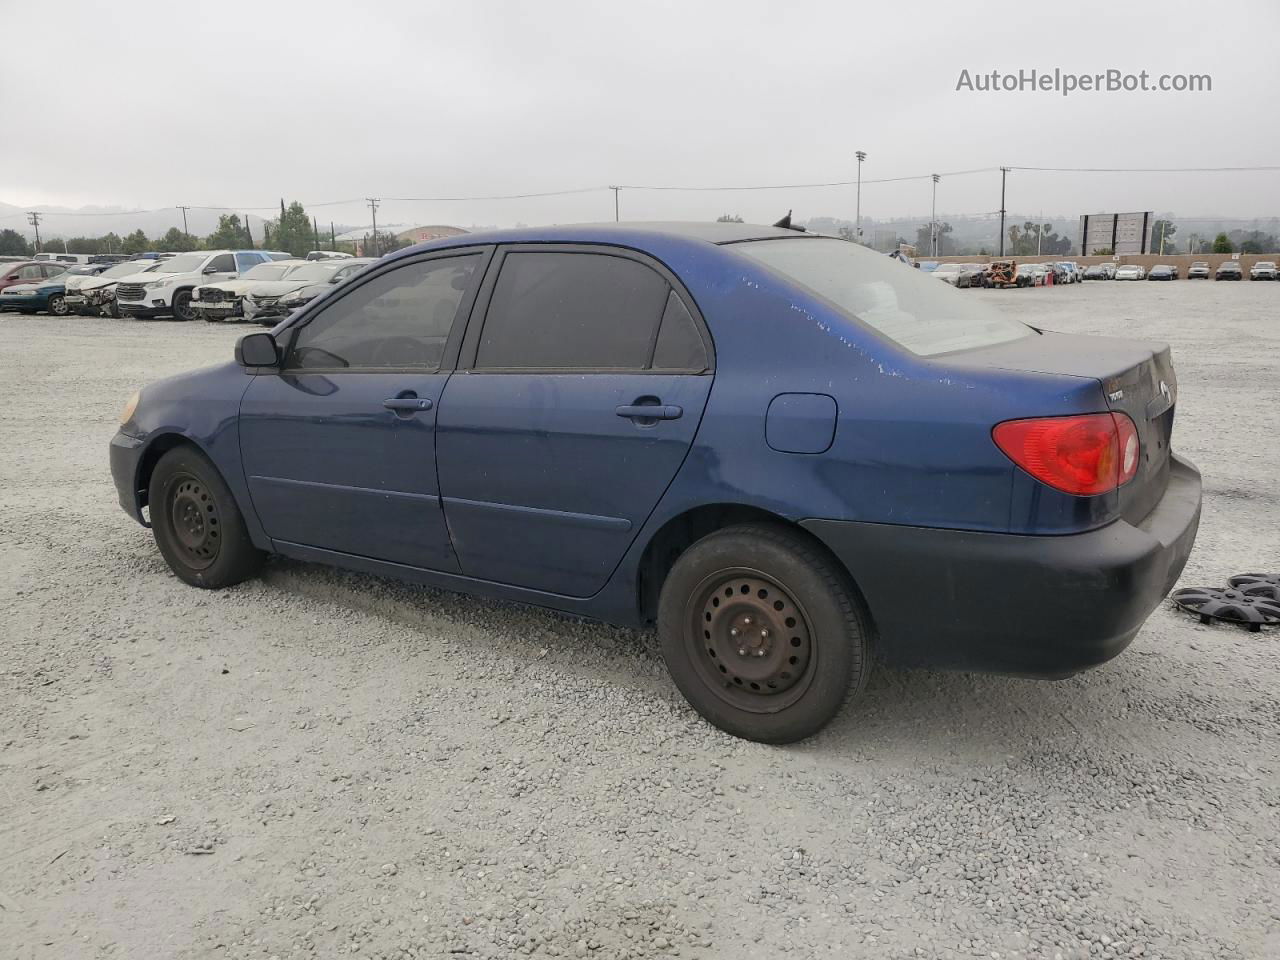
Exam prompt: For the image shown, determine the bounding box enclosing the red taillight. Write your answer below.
[993,413,1140,496]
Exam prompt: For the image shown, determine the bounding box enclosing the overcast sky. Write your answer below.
[2,0,1278,230]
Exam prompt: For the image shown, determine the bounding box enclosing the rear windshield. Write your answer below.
[730,238,1030,357]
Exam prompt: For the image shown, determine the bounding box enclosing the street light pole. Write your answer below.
[854,151,866,244]
[609,186,620,222]
[930,174,940,257]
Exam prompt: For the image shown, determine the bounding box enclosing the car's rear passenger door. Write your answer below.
[238,249,488,570]
[436,245,714,597]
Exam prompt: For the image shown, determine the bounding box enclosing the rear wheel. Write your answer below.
[149,446,265,588]
[171,289,196,321]
[658,523,870,743]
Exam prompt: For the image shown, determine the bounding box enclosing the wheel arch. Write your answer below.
[135,432,209,516]
[634,503,869,628]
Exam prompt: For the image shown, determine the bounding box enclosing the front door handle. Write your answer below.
[615,403,682,421]
[384,397,433,412]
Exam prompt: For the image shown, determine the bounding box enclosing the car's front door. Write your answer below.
[238,249,488,570]
[436,246,714,597]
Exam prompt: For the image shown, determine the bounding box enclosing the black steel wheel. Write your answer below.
[658,523,870,743]
[149,445,265,588]
[689,571,816,712]
[171,289,196,321]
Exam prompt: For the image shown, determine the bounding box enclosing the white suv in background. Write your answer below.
[114,250,278,321]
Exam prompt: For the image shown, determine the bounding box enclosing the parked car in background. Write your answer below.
[1249,261,1277,280]
[33,252,95,265]
[984,259,1017,287]
[0,260,66,294]
[1115,264,1145,281]
[1187,261,1211,279]
[269,258,376,322]
[1057,262,1081,283]
[64,259,163,316]
[1215,261,1243,281]
[306,250,354,261]
[931,263,967,286]
[0,262,105,315]
[109,221,1201,743]
[114,250,273,320]
[1083,264,1113,280]
[1148,265,1177,281]
[1015,264,1045,287]
[192,259,308,322]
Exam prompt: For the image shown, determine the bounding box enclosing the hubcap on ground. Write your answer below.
[168,474,220,569]
[687,570,815,713]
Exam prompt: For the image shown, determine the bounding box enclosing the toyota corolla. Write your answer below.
[109,222,1201,743]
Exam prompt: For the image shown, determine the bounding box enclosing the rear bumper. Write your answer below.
[801,455,1202,678]
[109,430,148,524]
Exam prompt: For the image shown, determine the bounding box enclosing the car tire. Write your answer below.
[149,445,265,589]
[657,522,870,744]
[47,294,68,316]
[170,289,196,322]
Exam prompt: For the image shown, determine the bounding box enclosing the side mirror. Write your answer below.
[203,265,220,274]
[235,331,280,368]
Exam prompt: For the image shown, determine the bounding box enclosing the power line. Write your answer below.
[1009,164,1280,173]
[616,167,997,192]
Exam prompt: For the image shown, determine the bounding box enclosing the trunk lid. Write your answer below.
[950,331,1176,523]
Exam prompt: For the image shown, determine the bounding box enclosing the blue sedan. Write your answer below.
[109,222,1201,742]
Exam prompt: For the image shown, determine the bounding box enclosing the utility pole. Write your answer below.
[1037,211,1044,256]
[998,167,1010,257]
[855,151,867,244]
[367,198,380,257]
[178,205,191,238]
[1158,220,1167,256]
[27,211,42,252]
[609,186,620,222]
[930,173,940,257]
[330,221,336,251]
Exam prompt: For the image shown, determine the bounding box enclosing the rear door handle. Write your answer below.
[615,403,682,420]
[384,397,433,412]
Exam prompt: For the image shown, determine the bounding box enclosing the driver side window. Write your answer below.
[285,254,480,372]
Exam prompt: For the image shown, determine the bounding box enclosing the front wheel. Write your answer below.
[47,294,68,316]
[170,289,196,321]
[149,445,265,588]
[658,523,870,743]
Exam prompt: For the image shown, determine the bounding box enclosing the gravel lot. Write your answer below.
[2,280,1278,960]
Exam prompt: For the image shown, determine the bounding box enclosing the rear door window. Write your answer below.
[475,251,684,370]
[235,252,265,272]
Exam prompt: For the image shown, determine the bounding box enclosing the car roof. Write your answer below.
[386,221,809,261]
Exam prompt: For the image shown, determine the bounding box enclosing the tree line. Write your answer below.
[0,200,413,259]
